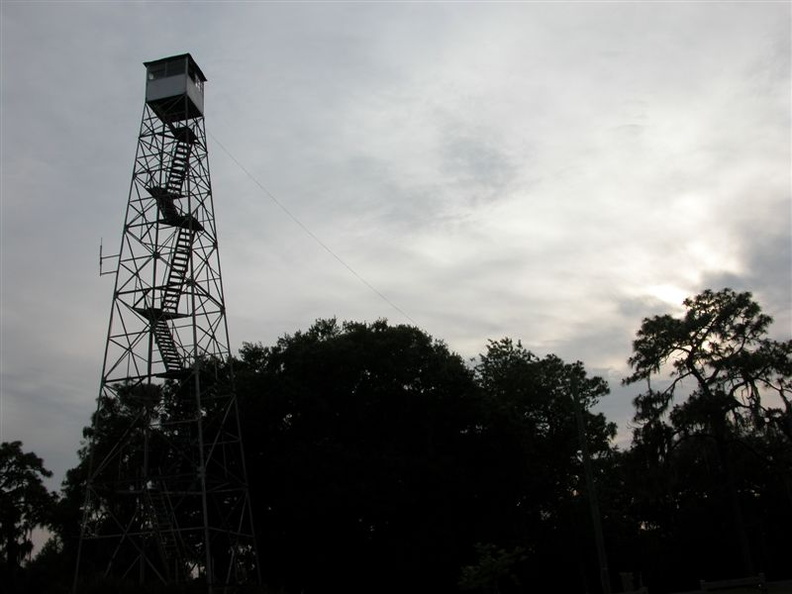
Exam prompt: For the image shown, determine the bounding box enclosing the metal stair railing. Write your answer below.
[149,125,200,374]
[165,142,190,195]
[149,126,196,226]
[160,228,193,314]
[152,319,182,372]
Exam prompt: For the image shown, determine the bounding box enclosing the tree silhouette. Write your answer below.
[473,338,615,593]
[0,441,57,590]
[623,288,792,584]
[235,319,482,593]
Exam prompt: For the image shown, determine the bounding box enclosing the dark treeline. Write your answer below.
[3,288,791,593]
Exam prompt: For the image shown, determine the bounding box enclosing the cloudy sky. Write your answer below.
[1,1,790,491]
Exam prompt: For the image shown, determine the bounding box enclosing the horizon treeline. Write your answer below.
[3,288,791,594]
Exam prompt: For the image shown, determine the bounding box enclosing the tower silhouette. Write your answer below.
[74,54,259,592]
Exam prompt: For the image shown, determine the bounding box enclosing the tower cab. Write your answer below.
[144,54,206,123]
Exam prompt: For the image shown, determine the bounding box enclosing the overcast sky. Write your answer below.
[1,1,790,491]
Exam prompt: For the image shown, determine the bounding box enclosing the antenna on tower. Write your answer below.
[98,238,119,276]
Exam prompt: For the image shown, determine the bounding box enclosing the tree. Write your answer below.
[234,318,482,594]
[53,318,625,592]
[473,338,615,593]
[458,542,527,593]
[625,288,791,440]
[623,288,792,583]
[0,441,57,588]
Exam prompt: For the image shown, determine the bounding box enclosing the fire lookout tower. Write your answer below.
[74,54,259,592]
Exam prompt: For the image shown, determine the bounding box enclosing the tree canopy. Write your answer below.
[231,321,616,593]
[625,288,791,442]
[0,441,57,589]
[235,319,482,593]
[20,288,792,594]
[622,288,792,586]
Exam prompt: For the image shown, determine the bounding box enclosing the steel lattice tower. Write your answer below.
[74,54,259,593]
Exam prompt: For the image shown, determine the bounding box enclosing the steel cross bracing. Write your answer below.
[75,87,259,593]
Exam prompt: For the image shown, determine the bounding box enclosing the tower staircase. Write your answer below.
[165,127,195,195]
[152,318,183,373]
[147,127,201,230]
[160,228,192,314]
[146,127,201,375]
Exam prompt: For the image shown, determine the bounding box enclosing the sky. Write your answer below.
[1,1,790,493]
